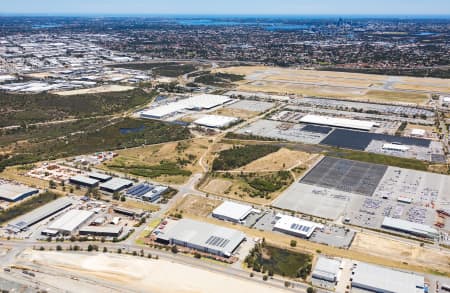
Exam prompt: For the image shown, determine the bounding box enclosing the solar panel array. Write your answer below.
[320,129,431,151]
[127,183,154,197]
[290,223,311,233]
[205,235,230,248]
[301,157,387,196]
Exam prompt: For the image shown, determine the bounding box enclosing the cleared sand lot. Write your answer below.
[215,66,441,104]
[18,250,289,293]
[55,85,135,96]
[236,148,317,172]
[172,194,222,217]
[203,178,233,195]
[350,233,450,273]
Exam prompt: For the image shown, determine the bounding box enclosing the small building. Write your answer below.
[156,219,246,258]
[351,262,425,293]
[113,206,144,217]
[48,209,95,235]
[100,178,133,193]
[273,214,324,239]
[312,256,341,283]
[141,186,168,202]
[300,114,377,131]
[397,196,413,204]
[79,225,123,238]
[69,175,99,188]
[88,172,112,182]
[212,201,254,223]
[382,143,410,152]
[381,217,438,238]
[411,128,426,138]
[0,183,39,202]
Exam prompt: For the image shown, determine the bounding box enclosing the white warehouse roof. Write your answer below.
[312,256,341,282]
[382,217,438,238]
[141,94,233,119]
[300,114,377,131]
[352,262,425,293]
[48,209,94,233]
[160,219,246,257]
[274,214,324,238]
[212,201,254,222]
[194,115,238,129]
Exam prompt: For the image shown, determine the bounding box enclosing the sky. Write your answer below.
[1,0,450,16]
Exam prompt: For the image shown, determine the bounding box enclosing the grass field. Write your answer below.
[102,139,208,184]
[171,194,222,217]
[215,66,438,104]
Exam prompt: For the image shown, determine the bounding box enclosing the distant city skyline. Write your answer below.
[1,0,450,16]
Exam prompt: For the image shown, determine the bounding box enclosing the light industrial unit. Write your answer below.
[7,198,73,233]
[351,262,425,293]
[0,183,39,202]
[312,256,341,283]
[88,172,112,182]
[381,217,438,238]
[300,114,378,131]
[212,201,254,223]
[47,209,95,235]
[69,175,100,188]
[156,219,246,257]
[100,178,134,193]
[273,214,324,239]
[79,225,123,238]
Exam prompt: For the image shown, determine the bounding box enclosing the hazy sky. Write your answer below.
[1,0,450,16]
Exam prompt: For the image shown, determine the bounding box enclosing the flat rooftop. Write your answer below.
[0,183,38,201]
[100,178,133,191]
[160,219,246,257]
[70,175,99,186]
[212,201,254,222]
[48,209,94,233]
[352,262,425,293]
[274,214,324,238]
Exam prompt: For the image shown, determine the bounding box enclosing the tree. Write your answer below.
[290,240,297,247]
[262,275,268,281]
[87,244,94,252]
[171,246,179,254]
[112,191,120,201]
[284,281,291,288]
[307,287,315,293]
[56,245,62,251]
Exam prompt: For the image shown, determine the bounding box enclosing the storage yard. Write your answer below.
[274,156,450,240]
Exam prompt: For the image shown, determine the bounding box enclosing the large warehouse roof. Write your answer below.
[194,115,238,128]
[48,209,94,233]
[300,114,377,131]
[312,256,341,282]
[88,172,112,182]
[100,178,133,192]
[352,262,425,293]
[8,197,73,232]
[212,201,254,222]
[141,94,233,119]
[382,217,438,238]
[70,175,99,186]
[0,183,39,201]
[160,219,246,257]
[273,214,324,238]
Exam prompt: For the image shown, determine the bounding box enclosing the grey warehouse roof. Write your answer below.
[0,183,38,201]
[352,262,425,293]
[312,256,341,281]
[100,178,133,191]
[212,201,253,222]
[161,219,246,257]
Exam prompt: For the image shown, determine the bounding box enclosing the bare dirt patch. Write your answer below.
[172,194,222,217]
[237,148,313,172]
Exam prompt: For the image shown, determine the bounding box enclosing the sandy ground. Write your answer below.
[216,66,435,104]
[237,148,313,172]
[55,85,135,96]
[203,179,233,195]
[18,250,289,293]
[173,194,222,217]
[350,232,450,273]
[211,107,258,120]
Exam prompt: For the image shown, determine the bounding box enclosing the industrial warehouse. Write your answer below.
[7,198,73,233]
[212,201,255,223]
[140,94,234,119]
[273,214,324,239]
[351,262,425,293]
[193,114,239,129]
[312,256,341,290]
[46,209,95,235]
[0,182,39,202]
[155,219,246,257]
